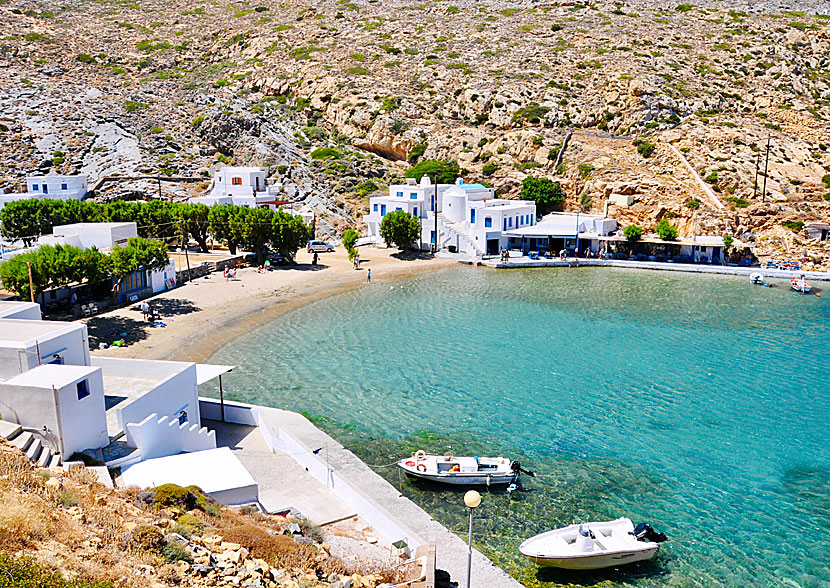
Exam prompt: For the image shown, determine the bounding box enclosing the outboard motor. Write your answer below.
[576,525,595,552]
[633,522,668,543]
[510,461,536,477]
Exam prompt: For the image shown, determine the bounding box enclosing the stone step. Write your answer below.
[49,454,63,469]
[25,438,42,462]
[11,431,33,452]
[37,447,53,468]
[0,420,23,441]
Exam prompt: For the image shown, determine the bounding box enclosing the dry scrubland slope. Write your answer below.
[0,440,403,588]
[1,0,830,260]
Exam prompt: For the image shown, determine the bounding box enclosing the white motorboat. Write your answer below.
[750,272,765,285]
[396,450,532,486]
[791,276,812,293]
[519,518,666,570]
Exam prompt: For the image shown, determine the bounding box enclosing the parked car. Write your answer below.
[307,240,334,253]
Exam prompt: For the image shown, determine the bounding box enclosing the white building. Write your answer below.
[39,222,137,250]
[26,175,88,200]
[0,302,229,468]
[363,176,536,257]
[190,167,283,209]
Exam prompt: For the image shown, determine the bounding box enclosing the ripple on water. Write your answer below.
[208,266,830,588]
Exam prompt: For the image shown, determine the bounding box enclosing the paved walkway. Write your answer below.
[204,418,356,526]
[244,405,523,588]
[478,256,830,281]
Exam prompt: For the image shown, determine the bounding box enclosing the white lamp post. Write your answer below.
[464,490,482,588]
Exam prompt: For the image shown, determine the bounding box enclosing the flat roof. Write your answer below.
[3,364,99,388]
[0,319,84,347]
[195,364,234,385]
[54,222,136,231]
[120,447,257,494]
[0,301,40,318]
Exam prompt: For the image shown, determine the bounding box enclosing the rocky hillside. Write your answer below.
[0,440,405,588]
[0,0,829,262]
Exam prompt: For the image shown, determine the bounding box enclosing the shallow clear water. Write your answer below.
[208,266,830,587]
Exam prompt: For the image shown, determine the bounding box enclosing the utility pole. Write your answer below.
[180,220,192,282]
[762,136,771,203]
[752,148,761,200]
[26,261,35,303]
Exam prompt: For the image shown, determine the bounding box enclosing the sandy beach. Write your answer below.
[86,247,455,363]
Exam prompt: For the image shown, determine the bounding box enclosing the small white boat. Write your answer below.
[750,272,765,285]
[791,276,811,293]
[397,450,530,486]
[519,518,666,570]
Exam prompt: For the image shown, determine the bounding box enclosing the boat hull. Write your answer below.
[522,545,658,570]
[400,467,518,486]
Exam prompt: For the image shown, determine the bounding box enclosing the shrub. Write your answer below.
[346,66,371,75]
[220,525,315,566]
[704,170,719,184]
[408,143,427,164]
[379,210,421,250]
[152,484,208,511]
[381,96,402,112]
[355,180,378,197]
[822,174,830,189]
[76,53,95,64]
[298,518,324,543]
[726,196,749,208]
[124,100,146,113]
[162,540,193,563]
[656,219,678,241]
[823,193,830,201]
[633,139,656,158]
[723,235,734,248]
[310,147,341,160]
[276,164,289,175]
[482,162,498,176]
[191,114,206,128]
[127,525,165,551]
[783,221,804,233]
[406,159,460,184]
[0,552,113,588]
[511,102,550,125]
[624,224,643,241]
[577,163,594,179]
[675,4,693,12]
[686,198,701,209]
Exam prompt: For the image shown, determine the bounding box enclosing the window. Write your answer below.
[485,217,492,228]
[77,379,90,400]
[42,184,48,194]
[410,192,418,199]
[124,271,147,292]
[231,177,242,185]
[430,231,435,244]
[503,218,507,230]
[396,191,403,197]
[508,217,512,228]
[373,203,378,212]
[471,209,476,224]
[396,207,402,211]
[61,183,68,190]
[381,204,387,217]
[32,184,39,191]
[430,195,435,212]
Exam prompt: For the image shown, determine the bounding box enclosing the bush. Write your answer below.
[656,219,678,241]
[162,540,193,563]
[406,159,460,184]
[408,143,427,164]
[822,174,830,189]
[520,177,565,213]
[634,139,656,158]
[310,147,341,160]
[783,221,804,233]
[76,53,95,64]
[726,196,749,208]
[0,552,112,588]
[624,224,643,241]
[191,114,206,128]
[511,102,550,126]
[128,525,165,551]
[704,170,719,184]
[482,162,498,176]
[220,525,314,566]
[355,180,378,197]
[577,163,594,179]
[723,235,734,248]
[675,3,693,11]
[686,198,701,209]
[379,210,421,250]
[152,484,209,511]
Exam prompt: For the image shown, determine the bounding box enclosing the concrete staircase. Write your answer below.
[124,413,216,461]
[0,420,62,468]
[437,213,483,257]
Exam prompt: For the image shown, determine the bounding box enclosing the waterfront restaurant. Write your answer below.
[596,234,754,265]
[504,212,618,256]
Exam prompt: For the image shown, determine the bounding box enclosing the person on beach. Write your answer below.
[141,300,150,320]
[223,266,230,281]
[367,268,371,282]
[312,252,318,266]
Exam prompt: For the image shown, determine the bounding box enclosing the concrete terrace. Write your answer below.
[477,256,830,281]
[198,399,523,588]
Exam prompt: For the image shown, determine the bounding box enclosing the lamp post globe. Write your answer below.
[464,490,482,509]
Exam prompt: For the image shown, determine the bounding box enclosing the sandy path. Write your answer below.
[85,248,455,363]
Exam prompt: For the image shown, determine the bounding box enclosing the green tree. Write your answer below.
[240,207,275,264]
[107,237,170,282]
[178,203,211,252]
[0,199,46,245]
[624,224,643,241]
[208,204,244,254]
[379,210,421,250]
[0,244,106,302]
[0,249,51,301]
[655,219,678,241]
[270,210,312,257]
[405,159,460,184]
[342,228,359,260]
[520,177,565,213]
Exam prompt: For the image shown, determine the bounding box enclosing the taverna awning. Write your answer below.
[195,364,234,385]
[596,235,753,248]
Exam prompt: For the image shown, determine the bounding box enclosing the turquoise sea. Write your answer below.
[207,266,830,587]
